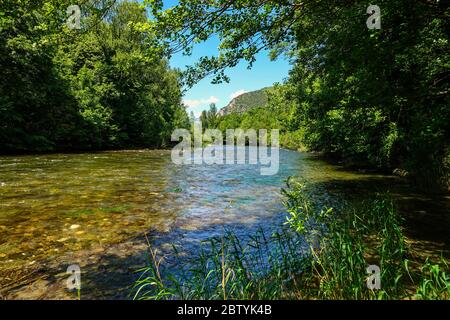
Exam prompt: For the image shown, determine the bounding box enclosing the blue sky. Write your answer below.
[149,0,293,117]
[170,39,292,117]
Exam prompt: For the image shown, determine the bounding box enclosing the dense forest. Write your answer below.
[0,0,189,152]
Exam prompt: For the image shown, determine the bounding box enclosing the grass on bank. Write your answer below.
[132,178,449,300]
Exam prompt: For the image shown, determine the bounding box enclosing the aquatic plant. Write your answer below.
[132,179,449,300]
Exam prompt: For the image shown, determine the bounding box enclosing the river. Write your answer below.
[0,149,448,299]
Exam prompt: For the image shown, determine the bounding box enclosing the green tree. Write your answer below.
[0,0,189,151]
[147,0,449,190]
[200,103,218,129]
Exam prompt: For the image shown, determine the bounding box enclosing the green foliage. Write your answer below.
[3,1,448,190]
[147,0,449,190]
[199,103,218,129]
[215,84,305,150]
[415,258,450,300]
[132,179,450,300]
[133,228,306,300]
[285,1,450,189]
[282,179,410,299]
[0,0,189,152]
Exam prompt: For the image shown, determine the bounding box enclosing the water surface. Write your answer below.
[0,149,448,299]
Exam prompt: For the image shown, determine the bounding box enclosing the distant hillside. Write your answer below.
[218,88,270,116]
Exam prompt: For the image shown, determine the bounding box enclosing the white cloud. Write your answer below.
[182,96,219,108]
[229,89,248,100]
[207,96,220,104]
[183,99,201,108]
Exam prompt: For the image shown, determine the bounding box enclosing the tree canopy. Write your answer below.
[0,0,189,152]
[146,0,448,190]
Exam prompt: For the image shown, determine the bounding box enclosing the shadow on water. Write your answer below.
[308,176,450,257]
[4,217,291,300]
[12,178,448,300]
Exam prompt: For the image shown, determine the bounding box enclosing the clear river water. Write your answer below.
[0,149,448,299]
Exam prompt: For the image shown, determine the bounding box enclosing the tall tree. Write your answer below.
[0,0,189,151]
[146,0,449,190]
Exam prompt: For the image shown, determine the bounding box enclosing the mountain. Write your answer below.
[218,88,270,116]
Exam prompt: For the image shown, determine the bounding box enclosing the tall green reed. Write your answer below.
[132,178,449,300]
